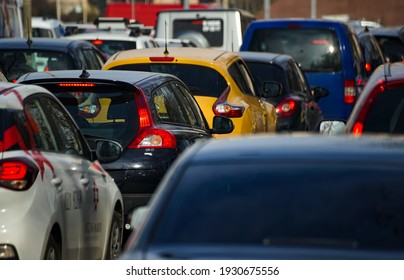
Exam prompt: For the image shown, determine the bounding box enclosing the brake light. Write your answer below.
[128,128,176,148]
[57,83,95,87]
[275,99,297,118]
[149,57,175,62]
[352,122,363,135]
[365,63,372,73]
[0,159,38,191]
[92,39,103,45]
[312,40,330,45]
[128,89,176,149]
[344,80,356,103]
[212,86,244,118]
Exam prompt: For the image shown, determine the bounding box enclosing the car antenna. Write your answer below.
[26,18,32,47]
[80,69,90,78]
[164,20,169,56]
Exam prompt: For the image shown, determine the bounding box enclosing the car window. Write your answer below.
[150,162,404,249]
[248,28,342,72]
[53,88,138,147]
[244,61,287,96]
[374,35,404,62]
[91,40,137,56]
[290,61,309,95]
[228,60,256,96]
[82,48,104,69]
[40,97,83,155]
[348,32,365,77]
[363,88,404,134]
[171,82,207,129]
[153,84,189,125]
[24,97,58,152]
[173,18,224,47]
[0,51,76,81]
[111,64,228,98]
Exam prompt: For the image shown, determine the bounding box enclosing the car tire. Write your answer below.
[44,234,61,260]
[106,210,123,260]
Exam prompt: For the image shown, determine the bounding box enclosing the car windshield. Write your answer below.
[150,162,404,250]
[111,64,228,98]
[51,86,138,148]
[0,50,75,82]
[247,28,342,72]
[363,88,404,134]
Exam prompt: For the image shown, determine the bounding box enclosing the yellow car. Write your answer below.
[103,47,277,136]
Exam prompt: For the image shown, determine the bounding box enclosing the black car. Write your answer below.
[123,133,404,260]
[17,69,234,238]
[239,51,327,132]
[370,26,404,63]
[0,38,106,82]
[356,27,386,77]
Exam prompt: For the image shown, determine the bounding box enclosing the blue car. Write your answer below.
[240,19,367,120]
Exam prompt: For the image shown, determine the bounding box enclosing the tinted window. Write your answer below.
[0,51,76,81]
[248,28,342,72]
[173,19,223,47]
[244,61,287,95]
[151,162,404,249]
[363,88,404,134]
[228,60,256,96]
[90,40,137,56]
[374,35,404,62]
[52,86,138,147]
[111,64,228,98]
[153,84,189,125]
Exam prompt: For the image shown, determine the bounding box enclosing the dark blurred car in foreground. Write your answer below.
[239,51,327,132]
[17,69,234,239]
[320,62,404,135]
[356,27,385,77]
[122,133,404,260]
[0,38,106,82]
[370,26,404,62]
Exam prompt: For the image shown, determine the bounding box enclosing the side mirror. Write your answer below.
[211,116,234,134]
[319,120,346,135]
[262,81,282,98]
[95,139,123,163]
[312,87,329,101]
[130,206,149,233]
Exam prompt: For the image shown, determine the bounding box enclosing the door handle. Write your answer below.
[51,177,63,188]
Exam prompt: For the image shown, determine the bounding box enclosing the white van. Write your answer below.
[154,8,255,51]
[31,17,65,38]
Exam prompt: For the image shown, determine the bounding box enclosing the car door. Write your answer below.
[39,95,106,259]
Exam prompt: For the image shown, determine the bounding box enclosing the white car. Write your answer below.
[0,82,124,259]
[65,32,158,58]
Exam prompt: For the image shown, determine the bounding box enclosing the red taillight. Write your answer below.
[365,63,372,73]
[212,86,244,118]
[128,89,176,149]
[352,122,363,135]
[128,128,176,148]
[275,99,297,118]
[344,80,356,103]
[92,39,103,45]
[57,83,95,87]
[0,159,38,191]
[149,57,175,62]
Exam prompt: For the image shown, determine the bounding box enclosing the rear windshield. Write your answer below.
[374,35,404,62]
[111,64,228,98]
[247,28,342,72]
[90,40,137,56]
[50,85,138,147]
[363,88,404,134]
[173,19,224,47]
[0,51,75,82]
[151,162,404,250]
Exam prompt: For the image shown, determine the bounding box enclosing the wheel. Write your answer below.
[106,210,123,260]
[44,235,61,260]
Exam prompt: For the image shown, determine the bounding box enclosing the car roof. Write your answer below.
[185,133,404,164]
[17,69,178,86]
[0,38,93,51]
[0,82,52,110]
[368,62,404,84]
[370,26,404,36]
[105,47,240,67]
[247,18,351,28]
[238,51,294,67]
